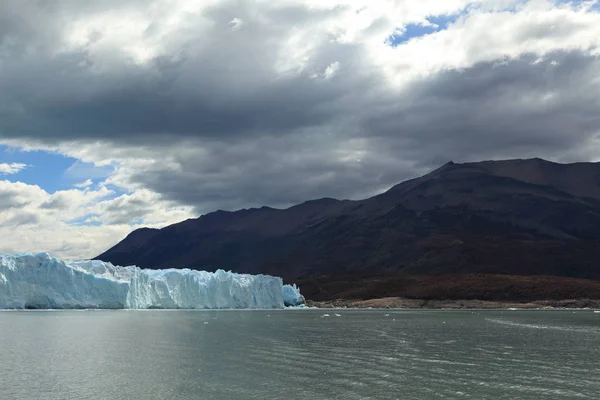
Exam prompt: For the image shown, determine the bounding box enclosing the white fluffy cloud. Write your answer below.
[0,179,193,259]
[74,178,93,188]
[0,0,599,258]
[0,163,28,175]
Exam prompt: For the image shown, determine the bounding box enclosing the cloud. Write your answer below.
[0,163,28,175]
[0,0,599,256]
[65,161,113,180]
[4,212,40,227]
[365,50,600,167]
[74,178,93,188]
[0,179,193,258]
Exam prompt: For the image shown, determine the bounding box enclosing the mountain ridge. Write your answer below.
[96,158,600,293]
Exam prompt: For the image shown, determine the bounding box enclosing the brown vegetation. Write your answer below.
[307,298,600,309]
[295,273,600,302]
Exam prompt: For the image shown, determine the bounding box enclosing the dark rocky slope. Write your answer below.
[97,158,600,299]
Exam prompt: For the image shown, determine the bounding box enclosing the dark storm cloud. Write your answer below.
[34,69,347,142]
[0,0,374,145]
[100,195,159,225]
[365,51,600,169]
[123,51,600,213]
[1,0,600,215]
[126,136,408,214]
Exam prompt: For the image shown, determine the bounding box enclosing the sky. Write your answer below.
[1,0,600,259]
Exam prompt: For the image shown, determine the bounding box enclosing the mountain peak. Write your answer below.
[97,157,600,283]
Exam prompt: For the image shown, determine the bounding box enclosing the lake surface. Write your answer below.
[0,309,598,399]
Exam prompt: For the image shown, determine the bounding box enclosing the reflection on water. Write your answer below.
[0,309,599,399]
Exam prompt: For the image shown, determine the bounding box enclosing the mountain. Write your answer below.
[97,158,600,300]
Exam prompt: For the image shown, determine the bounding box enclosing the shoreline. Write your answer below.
[306,297,600,310]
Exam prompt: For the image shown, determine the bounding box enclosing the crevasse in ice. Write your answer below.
[0,252,303,309]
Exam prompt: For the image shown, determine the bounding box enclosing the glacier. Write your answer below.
[0,253,304,309]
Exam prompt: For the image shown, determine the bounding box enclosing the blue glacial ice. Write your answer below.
[0,253,304,309]
[283,283,306,307]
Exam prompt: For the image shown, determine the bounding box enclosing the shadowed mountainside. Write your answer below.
[97,158,600,300]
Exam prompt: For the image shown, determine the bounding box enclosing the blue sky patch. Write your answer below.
[386,14,457,47]
[1,145,74,192]
[1,145,117,193]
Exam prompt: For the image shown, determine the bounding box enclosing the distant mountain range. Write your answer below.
[97,158,600,301]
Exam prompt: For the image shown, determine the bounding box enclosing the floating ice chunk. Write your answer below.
[288,303,311,309]
[299,304,311,308]
[0,253,288,309]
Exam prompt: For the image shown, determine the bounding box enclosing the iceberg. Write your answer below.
[0,253,302,309]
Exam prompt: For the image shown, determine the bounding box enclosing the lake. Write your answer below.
[0,309,598,399]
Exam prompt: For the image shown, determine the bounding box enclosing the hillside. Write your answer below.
[96,158,600,300]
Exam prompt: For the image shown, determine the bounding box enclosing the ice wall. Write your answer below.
[0,253,287,309]
[283,283,306,307]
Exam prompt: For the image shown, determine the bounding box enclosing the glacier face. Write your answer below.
[282,284,306,307]
[0,253,297,309]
